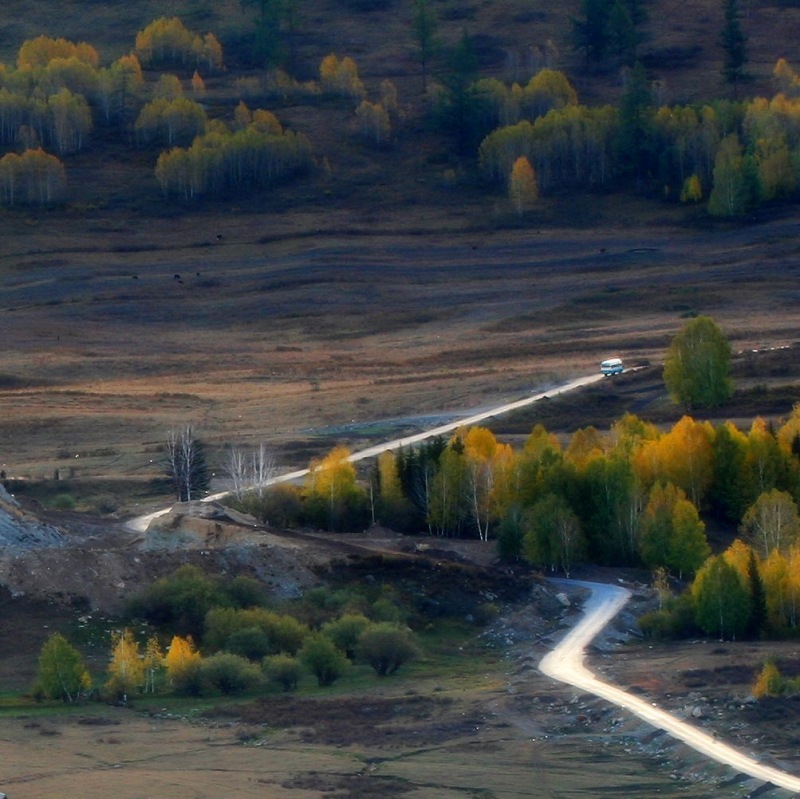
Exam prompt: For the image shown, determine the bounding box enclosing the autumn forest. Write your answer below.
[2,0,800,217]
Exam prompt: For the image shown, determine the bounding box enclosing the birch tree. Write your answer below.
[692,555,751,640]
[106,629,145,701]
[740,489,800,558]
[36,633,90,702]
[166,425,210,501]
[663,315,732,409]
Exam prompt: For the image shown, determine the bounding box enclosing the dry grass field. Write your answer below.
[0,565,773,799]
[2,565,799,799]
[2,206,799,506]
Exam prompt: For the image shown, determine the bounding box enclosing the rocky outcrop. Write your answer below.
[0,483,63,551]
[143,500,259,549]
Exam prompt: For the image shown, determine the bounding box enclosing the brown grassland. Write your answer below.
[2,0,800,796]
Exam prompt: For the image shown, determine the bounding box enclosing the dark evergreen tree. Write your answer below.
[496,505,526,561]
[720,0,748,89]
[709,424,750,523]
[573,0,647,68]
[241,0,291,66]
[435,31,491,155]
[747,550,767,638]
[616,62,655,182]
[411,0,439,94]
[608,0,638,66]
[572,0,613,66]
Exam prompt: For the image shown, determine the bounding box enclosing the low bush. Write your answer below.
[638,593,700,640]
[200,653,263,695]
[127,565,229,639]
[357,623,419,676]
[263,654,303,691]
[232,484,303,527]
[299,635,349,686]
[321,613,371,660]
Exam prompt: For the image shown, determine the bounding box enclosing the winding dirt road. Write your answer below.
[125,371,800,791]
[126,372,605,533]
[540,579,800,793]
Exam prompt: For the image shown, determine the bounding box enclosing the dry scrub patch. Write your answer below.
[595,636,800,775]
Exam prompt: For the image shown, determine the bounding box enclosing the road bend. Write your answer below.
[126,372,605,533]
[539,579,800,794]
[125,372,800,791]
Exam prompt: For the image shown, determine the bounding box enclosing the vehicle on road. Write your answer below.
[600,357,624,375]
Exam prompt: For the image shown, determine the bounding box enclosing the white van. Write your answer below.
[600,357,624,376]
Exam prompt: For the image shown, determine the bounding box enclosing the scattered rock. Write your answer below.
[0,484,64,552]
[555,592,571,607]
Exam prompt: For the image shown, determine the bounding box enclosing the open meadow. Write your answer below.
[3,208,800,501]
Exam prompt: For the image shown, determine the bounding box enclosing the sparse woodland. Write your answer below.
[223,396,800,641]
[2,1,800,216]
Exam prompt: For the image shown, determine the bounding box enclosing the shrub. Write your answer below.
[226,627,272,661]
[223,575,269,609]
[204,607,309,655]
[127,565,227,639]
[263,654,303,691]
[200,653,262,695]
[294,587,368,627]
[169,655,204,696]
[269,615,310,655]
[370,595,405,624]
[234,484,303,526]
[474,601,500,626]
[357,623,419,676]
[299,635,349,686]
[752,661,787,699]
[638,593,700,640]
[321,613,371,660]
[49,492,77,510]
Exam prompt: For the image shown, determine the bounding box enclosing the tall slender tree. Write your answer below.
[720,0,748,90]
[166,425,210,502]
[411,0,439,94]
[509,156,538,216]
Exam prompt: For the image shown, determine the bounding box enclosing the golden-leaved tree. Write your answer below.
[135,17,222,70]
[106,629,145,700]
[0,148,66,205]
[18,35,99,69]
[508,155,538,216]
[135,96,207,147]
[155,112,311,198]
[165,635,202,693]
[355,101,391,147]
[305,445,364,530]
[319,54,364,101]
